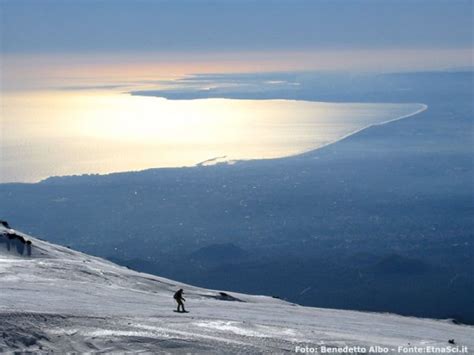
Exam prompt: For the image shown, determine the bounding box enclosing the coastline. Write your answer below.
[1,101,428,183]
[294,103,428,159]
[204,102,428,165]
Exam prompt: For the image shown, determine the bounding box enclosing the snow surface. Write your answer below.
[0,225,472,354]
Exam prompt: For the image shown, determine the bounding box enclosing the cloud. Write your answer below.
[1,0,472,54]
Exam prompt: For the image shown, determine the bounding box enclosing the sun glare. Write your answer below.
[1,90,424,182]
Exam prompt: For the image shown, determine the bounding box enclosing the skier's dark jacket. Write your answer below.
[174,289,184,300]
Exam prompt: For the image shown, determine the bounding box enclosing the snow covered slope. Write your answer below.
[0,225,472,354]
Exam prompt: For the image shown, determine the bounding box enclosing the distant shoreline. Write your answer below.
[294,103,428,158]
[1,101,428,184]
[196,102,428,166]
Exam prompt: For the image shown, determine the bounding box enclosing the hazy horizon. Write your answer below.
[1,0,473,92]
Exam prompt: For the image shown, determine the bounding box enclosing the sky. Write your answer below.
[1,0,473,90]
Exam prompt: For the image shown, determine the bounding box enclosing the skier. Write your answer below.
[174,288,186,312]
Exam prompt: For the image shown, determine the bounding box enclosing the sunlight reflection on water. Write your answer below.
[0,90,423,182]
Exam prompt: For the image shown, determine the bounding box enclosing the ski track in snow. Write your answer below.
[0,225,473,354]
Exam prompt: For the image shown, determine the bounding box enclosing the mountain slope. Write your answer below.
[0,225,472,354]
